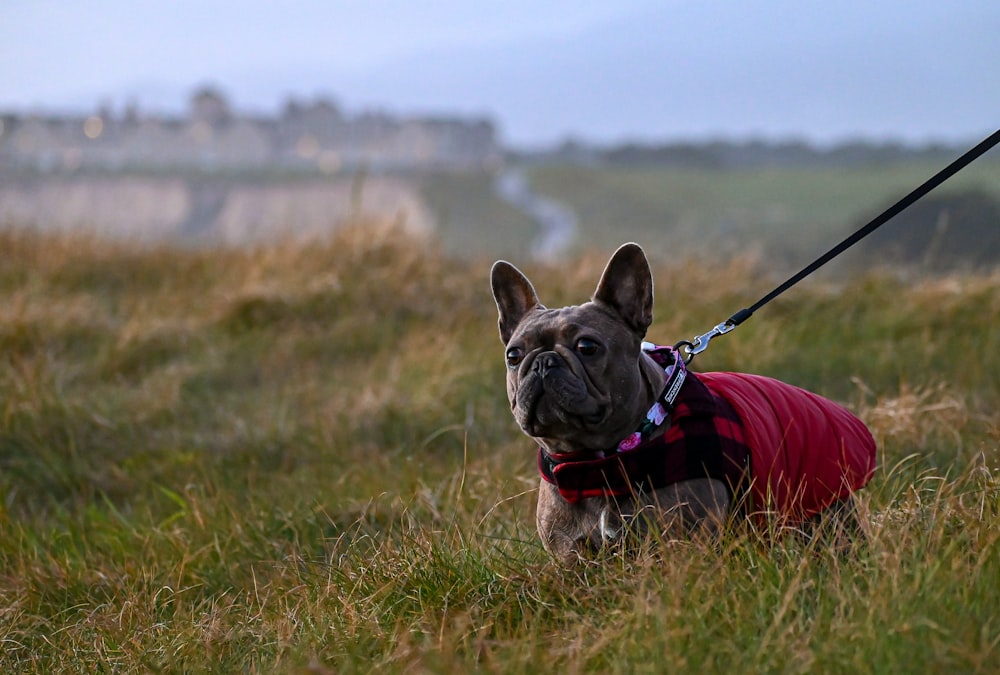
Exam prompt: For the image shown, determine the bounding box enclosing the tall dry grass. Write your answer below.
[0,224,997,672]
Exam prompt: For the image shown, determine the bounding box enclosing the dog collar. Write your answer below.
[618,342,686,451]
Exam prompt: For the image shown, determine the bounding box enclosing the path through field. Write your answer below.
[494,168,578,260]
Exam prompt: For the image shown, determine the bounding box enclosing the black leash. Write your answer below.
[678,128,1000,362]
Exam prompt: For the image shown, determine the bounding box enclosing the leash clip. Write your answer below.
[677,320,738,363]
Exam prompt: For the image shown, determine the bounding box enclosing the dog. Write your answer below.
[490,243,876,564]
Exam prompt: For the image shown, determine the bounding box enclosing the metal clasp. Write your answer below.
[676,320,738,363]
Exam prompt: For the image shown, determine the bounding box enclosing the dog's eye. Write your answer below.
[505,347,525,367]
[575,338,601,356]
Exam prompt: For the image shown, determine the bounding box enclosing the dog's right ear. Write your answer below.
[491,261,543,343]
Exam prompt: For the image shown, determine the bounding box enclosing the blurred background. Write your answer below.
[2,1,998,271]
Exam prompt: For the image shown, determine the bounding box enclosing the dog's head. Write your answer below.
[490,243,662,455]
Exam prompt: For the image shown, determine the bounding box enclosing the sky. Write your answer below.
[2,1,998,147]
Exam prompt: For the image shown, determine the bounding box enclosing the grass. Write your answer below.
[527,158,1000,270]
[418,171,540,260]
[0,224,998,672]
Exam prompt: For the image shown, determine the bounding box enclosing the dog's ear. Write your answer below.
[593,243,653,336]
[491,260,544,343]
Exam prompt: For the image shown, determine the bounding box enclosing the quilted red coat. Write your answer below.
[698,371,876,520]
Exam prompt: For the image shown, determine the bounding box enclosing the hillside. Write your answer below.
[0,226,998,671]
[525,156,1000,269]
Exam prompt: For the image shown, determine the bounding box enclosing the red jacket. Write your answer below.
[699,372,876,520]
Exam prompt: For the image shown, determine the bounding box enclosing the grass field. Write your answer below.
[0,223,998,672]
[527,158,1000,270]
[418,171,540,261]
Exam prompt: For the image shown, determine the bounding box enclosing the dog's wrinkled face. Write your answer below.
[490,244,659,455]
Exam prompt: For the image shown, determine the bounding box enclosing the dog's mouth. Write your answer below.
[517,392,608,437]
[580,407,607,427]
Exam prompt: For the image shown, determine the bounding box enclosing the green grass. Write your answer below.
[418,171,540,259]
[0,225,998,672]
[528,158,1000,270]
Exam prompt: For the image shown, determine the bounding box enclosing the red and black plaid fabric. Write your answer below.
[538,372,751,503]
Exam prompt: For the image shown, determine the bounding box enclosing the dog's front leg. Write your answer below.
[536,481,618,564]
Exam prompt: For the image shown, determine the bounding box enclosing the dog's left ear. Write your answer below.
[491,260,544,343]
[593,243,654,336]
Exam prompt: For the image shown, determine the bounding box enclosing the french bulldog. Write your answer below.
[490,243,876,564]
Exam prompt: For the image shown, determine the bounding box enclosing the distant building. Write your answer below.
[0,88,501,173]
[190,86,232,126]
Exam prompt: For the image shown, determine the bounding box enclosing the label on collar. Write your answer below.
[644,343,687,411]
[663,363,686,408]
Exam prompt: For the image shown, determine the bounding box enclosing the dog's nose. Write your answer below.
[533,352,561,376]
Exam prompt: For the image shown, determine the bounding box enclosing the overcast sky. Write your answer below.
[2,1,997,146]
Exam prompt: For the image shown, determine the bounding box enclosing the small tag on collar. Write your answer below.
[662,363,686,409]
[643,343,687,410]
